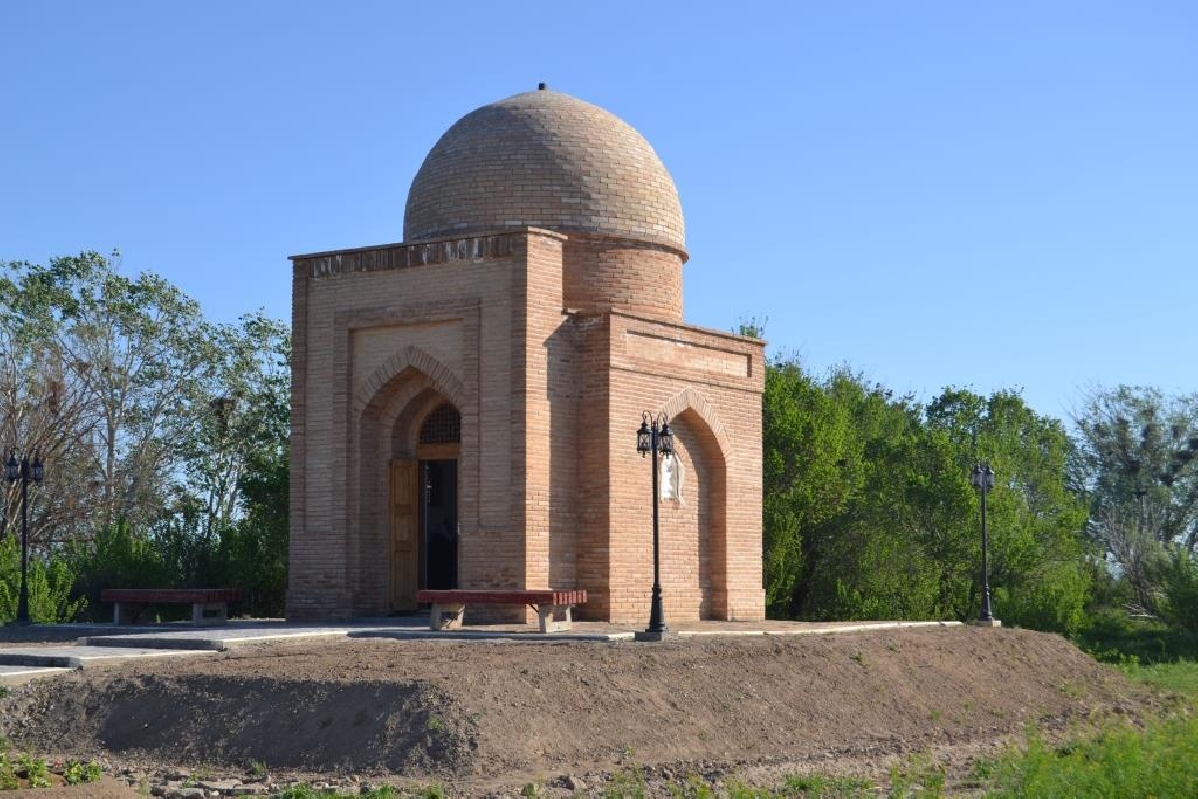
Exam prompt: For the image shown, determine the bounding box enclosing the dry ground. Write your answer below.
[0,627,1152,796]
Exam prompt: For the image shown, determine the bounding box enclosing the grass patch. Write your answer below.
[985,714,1198,797]
[1073,609,1198,665]
[980,658,1198,796]
[1120,659,1198,698]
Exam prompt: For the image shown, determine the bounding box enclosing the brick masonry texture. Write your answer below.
[288,89,764,623]
[404,89,686,256]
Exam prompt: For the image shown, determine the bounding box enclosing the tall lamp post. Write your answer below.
[6,449,45,626]
[634,412,674,642]
[970,461,1001,627]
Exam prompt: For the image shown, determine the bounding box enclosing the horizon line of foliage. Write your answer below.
[2,252,1196,635]
[749,318,1198,635]
[760,353,1090,632]
[1,251,288,620]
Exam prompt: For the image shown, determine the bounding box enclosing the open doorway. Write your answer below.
[421,459,458,590]
[388,401,461,611]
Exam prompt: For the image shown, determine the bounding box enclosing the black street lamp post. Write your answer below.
[6,449,45,626]
[634,411,674,642]
[970,461,1000,627]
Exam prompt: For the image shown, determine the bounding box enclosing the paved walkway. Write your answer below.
[0,618,962,685]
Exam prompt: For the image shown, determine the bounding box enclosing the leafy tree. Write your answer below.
[762,358,1090,632]
[174,312,290,538]
[927,389,1091,632]
[220,443,289,616]
[1,251,218,540]
[3,252,290,617]
[1074,386,1198,611]
[762,359,864,617]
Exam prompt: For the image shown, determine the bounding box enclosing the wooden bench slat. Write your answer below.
[101,588,243,604]
[416,588,586,633]
[415,589,585,606]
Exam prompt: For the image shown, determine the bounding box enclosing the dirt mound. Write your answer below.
[0,627,1147,792]
[5,674,474,775]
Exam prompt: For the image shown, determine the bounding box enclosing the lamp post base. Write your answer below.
[973,618,1003,628]
[634,629,675,642]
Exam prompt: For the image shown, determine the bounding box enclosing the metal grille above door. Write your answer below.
[420,403,461,444]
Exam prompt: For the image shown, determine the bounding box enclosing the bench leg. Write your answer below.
[537,604,573,633]
[192,602,229,625]
[114,602,139,625]
[430,602,465,631]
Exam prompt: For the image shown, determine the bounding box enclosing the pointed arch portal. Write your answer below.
[357,351,466,613]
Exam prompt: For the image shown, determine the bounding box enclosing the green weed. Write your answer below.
[668,774,716,798]
[0,754,18,790]
[63,759,103,785]
[887,752,945,797]
[778,773,876,796]
[17,753,50,789]
[604,766,647,798]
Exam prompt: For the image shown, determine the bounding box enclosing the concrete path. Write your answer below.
[0,665,73,686]
[0,645,213,668]
[0,617,964,686]
[80,626,362,650]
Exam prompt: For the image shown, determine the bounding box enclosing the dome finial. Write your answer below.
[538,82,547,91]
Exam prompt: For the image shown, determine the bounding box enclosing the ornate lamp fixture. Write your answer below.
[635,412,673,642]
[970,462,1000,627]
[6,448,45,626]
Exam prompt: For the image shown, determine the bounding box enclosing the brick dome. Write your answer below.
[403,88,686,254]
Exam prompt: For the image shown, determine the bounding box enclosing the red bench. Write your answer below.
[100,588,243,626]
[415,589,587,633]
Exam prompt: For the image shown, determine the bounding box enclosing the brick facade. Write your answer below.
[287,88,765,623]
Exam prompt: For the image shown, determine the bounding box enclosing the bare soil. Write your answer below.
[0,627,1154,795]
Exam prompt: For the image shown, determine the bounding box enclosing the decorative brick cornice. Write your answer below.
[292,233,516,279]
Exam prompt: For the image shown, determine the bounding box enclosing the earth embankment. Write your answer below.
[0,627,1145,791]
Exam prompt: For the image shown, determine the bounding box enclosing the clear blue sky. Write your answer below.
[2,2,1195,421]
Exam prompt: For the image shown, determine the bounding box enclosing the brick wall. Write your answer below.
[562,235,685,323]
[288,229,765,624]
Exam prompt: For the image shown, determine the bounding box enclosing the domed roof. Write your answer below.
[403,87,686,252]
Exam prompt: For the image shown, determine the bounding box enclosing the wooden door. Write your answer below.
[388,459,419,611]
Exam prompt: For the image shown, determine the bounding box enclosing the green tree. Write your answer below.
[927,389,1091,632]
[1074,386,1198,611]
[174,312,290,538]
[3,252,290,618]
[761,358,861,617]
[762,361,1090,632]
[1,251,218,540]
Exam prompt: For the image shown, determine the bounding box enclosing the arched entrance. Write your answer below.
[388,401,461,610]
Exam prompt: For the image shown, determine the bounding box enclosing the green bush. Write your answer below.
[994,556,1091,636]
[66,521,173,621]
[1158,548,1198,632]
[1074,607,1198,665]
[0,536,87,623]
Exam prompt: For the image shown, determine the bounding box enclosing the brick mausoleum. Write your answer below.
[287,86,766,623]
